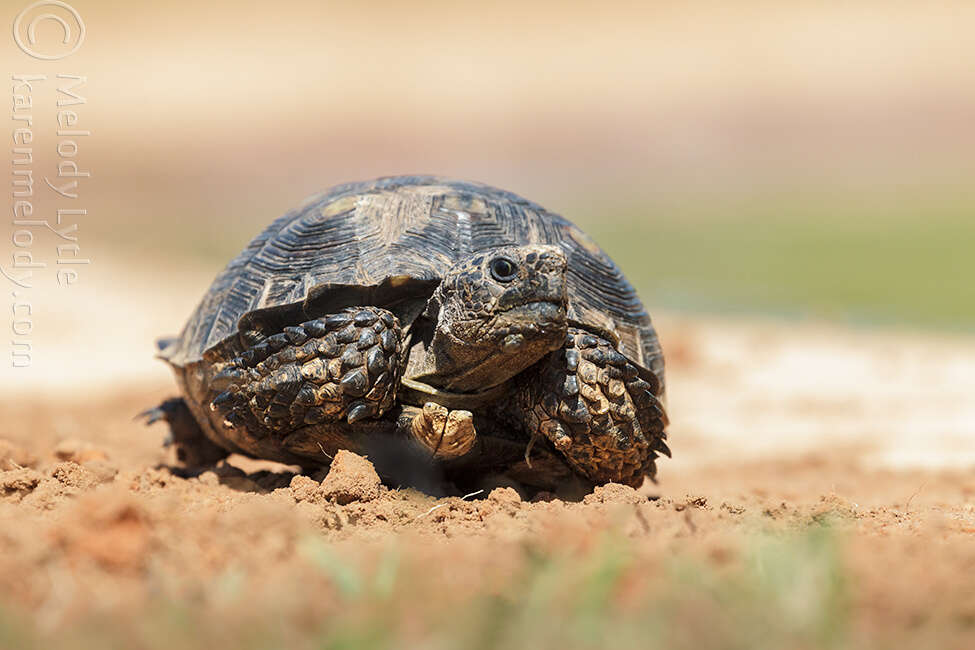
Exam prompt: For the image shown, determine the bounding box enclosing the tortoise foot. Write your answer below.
[406,402,477,459]
[515,328,669,487]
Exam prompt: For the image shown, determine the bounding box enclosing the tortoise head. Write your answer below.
[421,245,569,392]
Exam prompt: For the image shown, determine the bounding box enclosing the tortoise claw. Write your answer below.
[209,391,234,411]
[346,401,375,424]
[410,402,476,459]
[440,409,477,458]
[136,406,166,425]
[653,437,672,458]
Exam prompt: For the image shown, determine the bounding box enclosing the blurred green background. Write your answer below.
[580,187,975,330]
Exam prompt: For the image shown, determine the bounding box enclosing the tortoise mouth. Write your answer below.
[499,300,566,325]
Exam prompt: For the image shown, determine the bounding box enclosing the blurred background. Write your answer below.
[2,0,973,465]
[5,6,975,646]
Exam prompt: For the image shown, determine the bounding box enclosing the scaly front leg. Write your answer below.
[206,306,403,443]
[513,328,669,487]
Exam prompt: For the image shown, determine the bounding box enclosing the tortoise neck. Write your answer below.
[403,317,557,394]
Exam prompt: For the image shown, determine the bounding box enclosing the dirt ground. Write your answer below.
[1,315,974,649]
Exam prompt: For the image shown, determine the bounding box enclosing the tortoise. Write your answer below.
[146,176,669,493]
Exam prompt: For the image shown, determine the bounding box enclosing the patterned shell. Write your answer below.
[161,176,664,385]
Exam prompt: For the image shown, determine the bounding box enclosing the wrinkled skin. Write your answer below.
[149,245,668,492]
[414,245,569,391]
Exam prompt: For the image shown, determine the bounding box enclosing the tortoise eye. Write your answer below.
[489,257,518,282]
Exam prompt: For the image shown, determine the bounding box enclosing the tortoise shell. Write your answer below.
[161,176,664,388]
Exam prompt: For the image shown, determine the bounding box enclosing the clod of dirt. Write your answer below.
[488,486,521,505]
[583,482,645,505]
[49,462,103,491]
[720,502,746,515]
[477,486,523,518]
[319,450,382,505]
[290,475,323,504]
[0,468,45,501]
[673,495,709,511]
[0,439,37,470]
[54,439,109,464]
[811,492,859,522]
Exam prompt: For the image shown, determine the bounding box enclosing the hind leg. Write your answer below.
[206,307,404,443]
[141,397,230,467]
[512,328,669,487]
